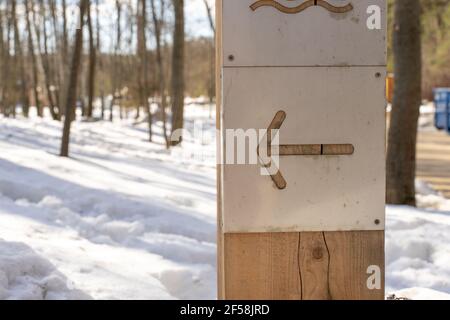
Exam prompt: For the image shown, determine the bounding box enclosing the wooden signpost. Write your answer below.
[217,0,386,300]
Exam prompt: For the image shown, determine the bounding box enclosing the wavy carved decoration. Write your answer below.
[250,0,354,14]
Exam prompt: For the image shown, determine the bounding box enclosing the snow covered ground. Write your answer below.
[0,105,217,300]
[386,182,450,300]
[0,104,450,300]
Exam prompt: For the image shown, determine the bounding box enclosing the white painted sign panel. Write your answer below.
[219,0,387,233]
[222,0,386,67]
[221,67,386,232]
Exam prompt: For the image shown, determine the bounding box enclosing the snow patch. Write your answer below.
[0,104,217,299]
[386,181,450,298]
[0,240,89,300]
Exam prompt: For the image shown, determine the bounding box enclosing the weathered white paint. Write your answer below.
[221,67,386,232]
[222,0,386,67]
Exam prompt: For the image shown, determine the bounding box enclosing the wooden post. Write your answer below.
[217,0,386,300]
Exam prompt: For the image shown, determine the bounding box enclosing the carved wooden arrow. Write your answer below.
[257,110,354,190]
[250,0,354,14]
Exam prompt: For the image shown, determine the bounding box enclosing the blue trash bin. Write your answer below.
[434,88,450,132]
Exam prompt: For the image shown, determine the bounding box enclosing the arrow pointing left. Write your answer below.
[258,110,355,190]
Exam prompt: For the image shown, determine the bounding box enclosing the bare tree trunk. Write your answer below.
[0,5,11,116]
[96,0,101,55]
[59,0,70,116]
[86,1,96,118]
[25,0,41,117]
[96,0,105,120]
[0,10,3,114]
[137,0,152,141]
[38,0,59,120]
[101,92,105,119]
[12,0,30,117]
[110,95,114,121]
[386,0,422,205]
[0,9,3,92]
[49,0,63,112]
[60,0,88,157]
[202,0,215,33]
[109,0,123,122]
[62,0,68,63]
[170,0,185,145]
[202,0,215,114]
[151,0,169,148]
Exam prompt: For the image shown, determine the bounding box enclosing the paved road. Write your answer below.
[417,129,450,198]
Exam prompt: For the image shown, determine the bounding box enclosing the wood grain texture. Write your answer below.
[277,144,354,156]
[278,144,322,156]
[322,144,355,155]
[224,233,302,300]
[298,232,330,299]
[326,231,385,300]
[223,231,384,300]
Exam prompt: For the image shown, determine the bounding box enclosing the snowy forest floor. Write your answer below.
[0,104,450,300]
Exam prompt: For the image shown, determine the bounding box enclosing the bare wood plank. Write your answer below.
[222,231,384,300]
[325,231,385,300]
[298,232,330,299]
[224,233,302,300]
